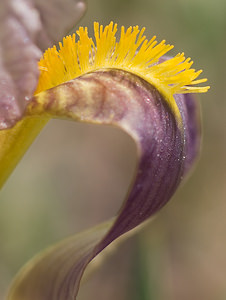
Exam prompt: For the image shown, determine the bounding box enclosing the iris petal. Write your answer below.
[5,69,200,299]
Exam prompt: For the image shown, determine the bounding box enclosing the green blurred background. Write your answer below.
[1,0,226,299]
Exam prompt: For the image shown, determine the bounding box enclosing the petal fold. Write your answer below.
[4,69,200,299]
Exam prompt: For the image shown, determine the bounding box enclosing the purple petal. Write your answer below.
[0,0,86,129]
[175,93,201,175]
[7,69,201,299]
[34,0,87,50]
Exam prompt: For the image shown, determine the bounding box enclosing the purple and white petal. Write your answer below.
[0,0,86,129]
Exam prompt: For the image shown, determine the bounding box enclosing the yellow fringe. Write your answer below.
[35,21,209,120]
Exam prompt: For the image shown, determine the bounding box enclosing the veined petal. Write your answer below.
[6,69,198,299]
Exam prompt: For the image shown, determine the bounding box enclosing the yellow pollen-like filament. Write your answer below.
[35,21,209,120]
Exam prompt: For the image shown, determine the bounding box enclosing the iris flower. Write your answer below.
[0,3,209,300]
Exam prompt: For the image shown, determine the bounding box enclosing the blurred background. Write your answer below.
[1,0,226,299]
